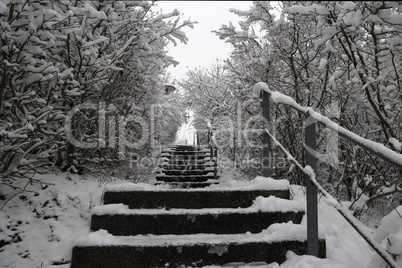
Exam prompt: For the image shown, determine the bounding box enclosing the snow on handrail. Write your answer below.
[253,82,402,170]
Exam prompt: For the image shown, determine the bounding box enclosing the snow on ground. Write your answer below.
[0,172,397,267]
[0,172,125,268]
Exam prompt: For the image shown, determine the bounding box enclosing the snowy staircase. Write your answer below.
[155,145,219,188]
[71,175,326,267]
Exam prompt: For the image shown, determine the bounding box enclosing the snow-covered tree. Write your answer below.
[0,0,77,186]
[60,1,194,176]
[214,1,401,210]
[0,0,195,186]
[180,60,265,178]
[282,1,402,212]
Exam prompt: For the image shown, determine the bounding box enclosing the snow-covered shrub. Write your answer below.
[0,0,75,184]
[369,206,402,267]
[1,1,194,185]
[214,1,402,212]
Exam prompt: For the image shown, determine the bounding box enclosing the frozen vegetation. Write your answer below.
[1,1,402,267]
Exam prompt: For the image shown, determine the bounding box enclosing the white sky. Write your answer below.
[154,1,256,81]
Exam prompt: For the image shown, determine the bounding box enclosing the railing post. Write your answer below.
[208,129,213,159]
[197,131,200,149]
[305,111,319,257]
[262,90,271,177]
[213,148,218,180]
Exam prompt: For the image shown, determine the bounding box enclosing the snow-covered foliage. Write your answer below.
[369,206,402,267]
[211,1,402,221]
[152,88,186,148]
[1,1,194,185]
[180,61,264,178]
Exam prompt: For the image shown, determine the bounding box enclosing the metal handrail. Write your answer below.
[207,122,218,180]
[193,131,201,149]
[254,82,401,268]
[255,82,402,170]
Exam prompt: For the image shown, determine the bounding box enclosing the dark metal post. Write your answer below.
[262,90,271,177]
[213,149,218,180]
[305,112,319,257]
[208,129,213,160]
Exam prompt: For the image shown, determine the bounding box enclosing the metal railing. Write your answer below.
[207,122,218,180]
[193,131,200,149]
[255,82,402,268]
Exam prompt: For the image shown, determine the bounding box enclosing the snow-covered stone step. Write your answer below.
[155,181,220,188]
[162,169,211,176]
[160,157,209,161]
[164,146,200,152]
[103,188,290,209]
[175,145,199,149]
[162,158,211,164]
[71,229,326,267]
[90,198,305,235]
[103,178,291,208]
[160,164,210,170]
[159,160,213,167]
[161,156,210,162]
[156,170,213,177]
[161,155,209,161]
[155,174,217,183]
[163,151,210,156]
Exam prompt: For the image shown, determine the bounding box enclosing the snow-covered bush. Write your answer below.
[0,0,76,184]
[213,1,402,215]
[180,62,263,179]
[1,1,194,187]
[369,206,402,267]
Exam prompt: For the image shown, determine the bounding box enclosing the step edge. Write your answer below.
[104,186,290,192]
[105,177,290,192]
[74,228,325,247]
[93,199,306,215]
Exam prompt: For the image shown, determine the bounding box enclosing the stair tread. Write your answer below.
[103,187,290,208]
[94,198,305,215]
[155,175,218,182]
[91,201,305,235]
[162,150,210,153]
[75,224,325,247]
[156,173,215,176]
[161,153,211,155]
[161,168,214,171]
[162,159,211,162]
[160,165,210,168]
[72,230,326,267]
[105,177,290,192]
[154,181,220,187]
[162,170,212,173]
[163,151,200,153]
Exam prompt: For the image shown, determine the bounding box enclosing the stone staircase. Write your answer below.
[156,145,219,188]
[71,145,326,267]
